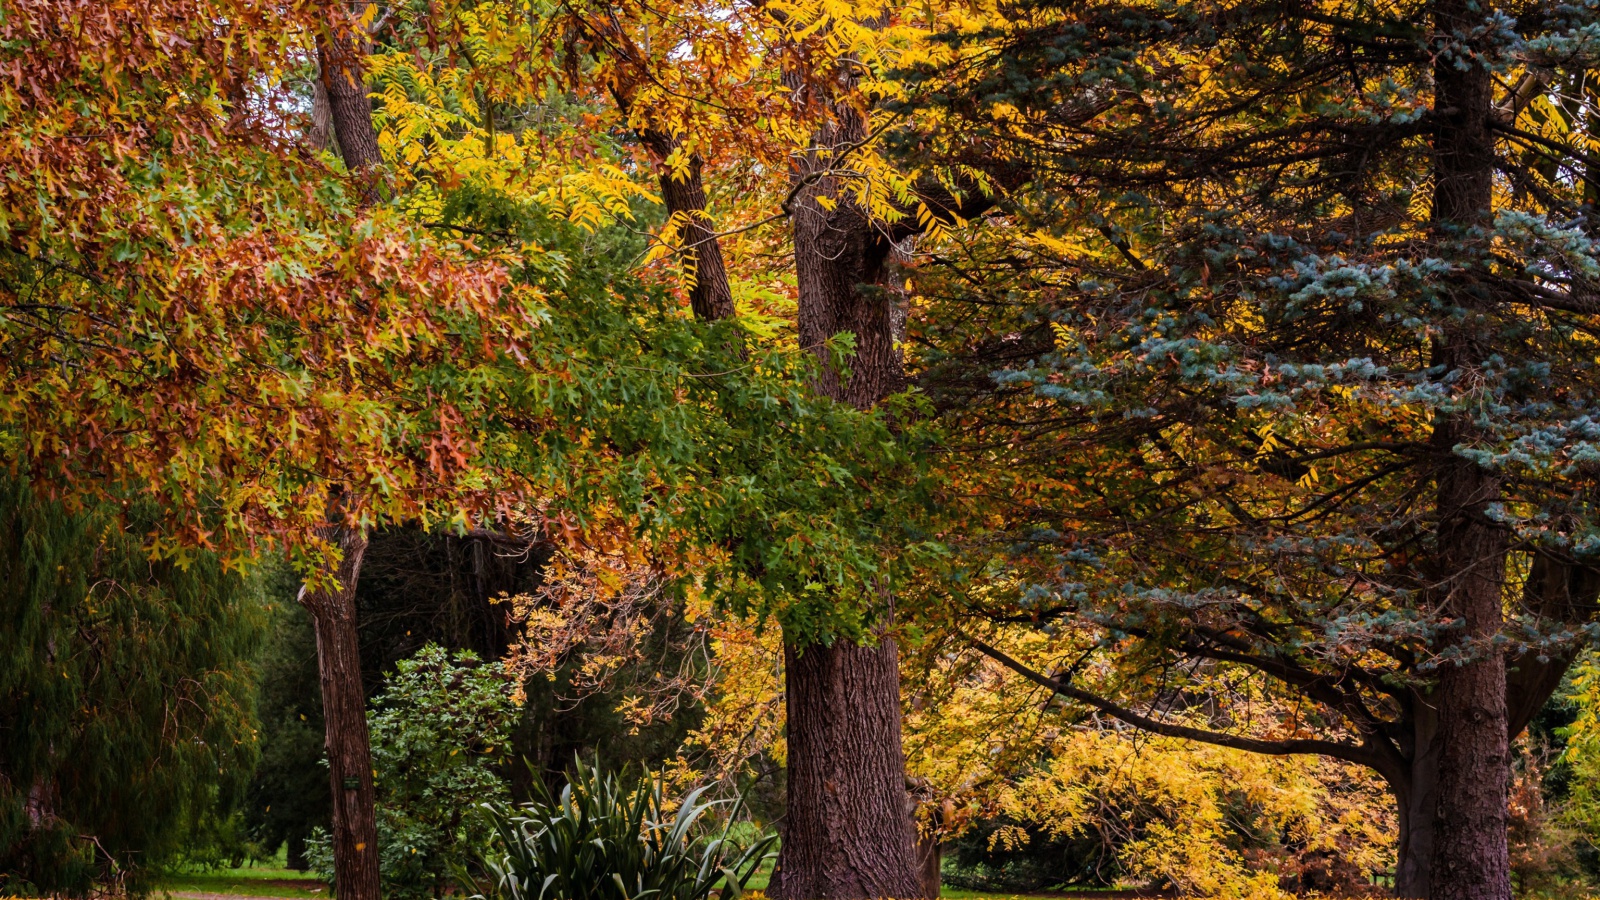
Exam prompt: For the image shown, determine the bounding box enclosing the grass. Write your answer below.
[155,861,327,899]
[737,865,1139,899]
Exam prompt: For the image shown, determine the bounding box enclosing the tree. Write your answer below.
[899,622,1397,896]
[1,2,515,894]
[306,645,520,900]
[1,2,790,896]
[0,478,265,895]
[428,5,1004,892]
[0,2,1021,897]
[893,1,1600,896]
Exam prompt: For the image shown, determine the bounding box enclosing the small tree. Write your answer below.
[0,479,266,895]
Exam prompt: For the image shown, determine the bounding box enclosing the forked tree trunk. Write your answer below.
[770,60,921,898]
[1387,551,1598,896]
[298,528,381,900]
[1425,2,1511,894]
[773,639,921,900]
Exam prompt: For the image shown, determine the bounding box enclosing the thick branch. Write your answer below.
[967,635,1386,770]
[1507,553,1600,737]
[583,15,735,324]
[636,128,736,322]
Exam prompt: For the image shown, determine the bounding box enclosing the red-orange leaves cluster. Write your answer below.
[0,0,534,560]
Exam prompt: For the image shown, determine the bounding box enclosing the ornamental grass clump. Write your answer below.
[467,760,773,900]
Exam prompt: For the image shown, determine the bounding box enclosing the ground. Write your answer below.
[152,860,1161,900]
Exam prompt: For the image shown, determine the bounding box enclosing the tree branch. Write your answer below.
[965,634,1385,770]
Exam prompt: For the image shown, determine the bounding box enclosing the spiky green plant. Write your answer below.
[466,760,774,900]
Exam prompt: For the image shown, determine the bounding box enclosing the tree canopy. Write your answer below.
[7,0,1600,896]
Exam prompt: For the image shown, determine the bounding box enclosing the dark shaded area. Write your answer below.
[942,818,1117,892]
[244,527,705,868]
[0,479,265,896]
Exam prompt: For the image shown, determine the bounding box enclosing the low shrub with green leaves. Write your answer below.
[309,645,520,900]
[467,760,773,900]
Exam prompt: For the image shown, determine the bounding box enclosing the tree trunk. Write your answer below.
[584,17,737,326]
[309,76,343,160]
[769,60,920,898]
[316,2,383,176]
[298,528,381,900]
[915,833,941,900]
[772,639,921,900]
[1390,551,1597,899]
[302,9,387,898]
[1393,704,1441,898]
[1428,453,1511,900]
[638,130,737,323]
[1423,0,1512,895]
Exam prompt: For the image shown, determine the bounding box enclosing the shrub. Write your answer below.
[468,760,773,900]
[309,645,521,900]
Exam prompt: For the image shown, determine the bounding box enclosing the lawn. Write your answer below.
[156,863,328,900]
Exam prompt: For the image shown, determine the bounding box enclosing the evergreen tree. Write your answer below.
[901,1,1600,896]
[0,479,266,895]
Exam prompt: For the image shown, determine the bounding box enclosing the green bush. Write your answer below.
[468,760,773,900]
[309,645,521,900]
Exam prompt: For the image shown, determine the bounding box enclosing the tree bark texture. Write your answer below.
[304,13,384,895]
[772,639,921,900]
[792,154,903,409]
[309,76,343,160]
[316,3,383,176]
[298,528,381,900]
[1393,704,1442,898]
[1427,450,1511,900]
[1388,549,1597,897]
[1425,5,1511,894]
[915,833,941,900]
[583,14,737,324]
[769,62,920,899]
[638,129,737,323]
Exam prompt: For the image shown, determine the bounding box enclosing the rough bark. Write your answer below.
[298,528,381,900]
[309,76,342,160]
[1426,4,1511,894]
[768,60,921,899]
[1393,702,1442,897]
[792,168,902,409]
[303,11,384,898]
[316,3,383,176]
[638,129,737,323]
[915,833,941,900]
[1428,453,1510,900]
[583,15,737,324]
[771,639,921,900]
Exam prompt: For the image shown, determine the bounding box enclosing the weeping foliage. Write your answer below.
[0,479,266,896]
